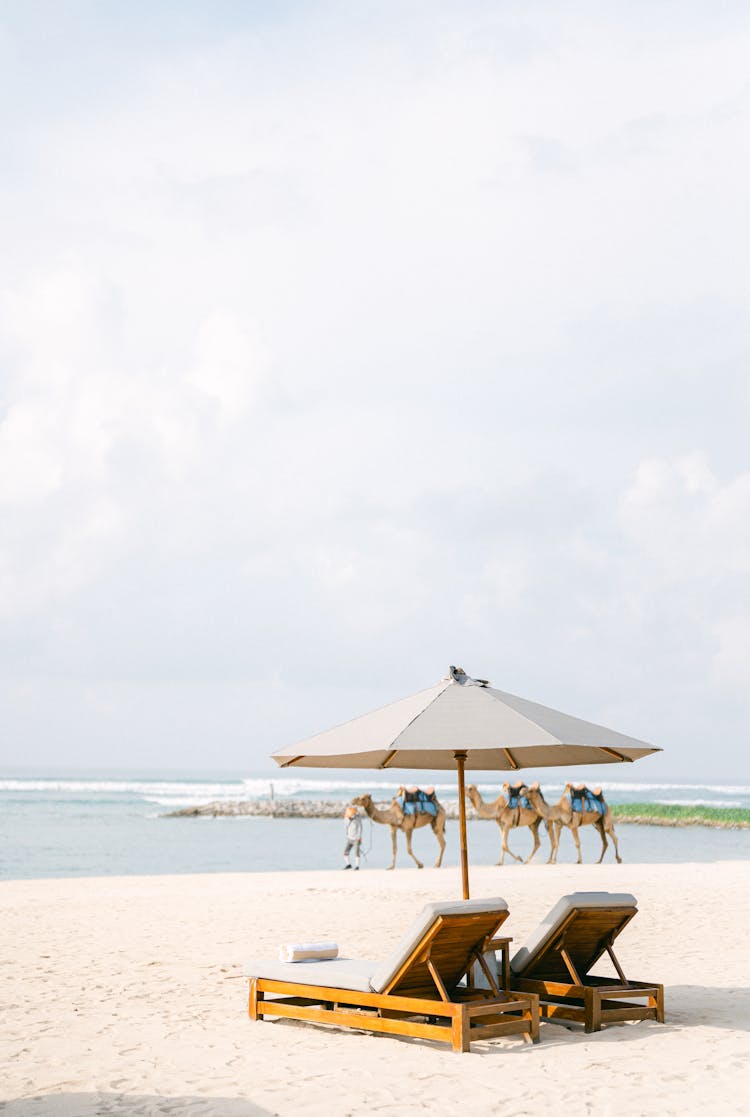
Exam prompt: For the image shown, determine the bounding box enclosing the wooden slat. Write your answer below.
[601,1006,654,1022]
[541,1003,585,1022]
[261,998,452,1044]
[512,976,582,998]
[597,986,661,1001]
[470,1020,530,1040]
[256,979,449,1016]
[467,999,526,1018]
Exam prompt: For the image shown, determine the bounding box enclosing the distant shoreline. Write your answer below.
[164,799,750,829]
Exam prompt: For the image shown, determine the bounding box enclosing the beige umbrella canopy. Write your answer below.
[272,666,660,896]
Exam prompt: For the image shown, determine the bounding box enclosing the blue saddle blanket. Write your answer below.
[398,791,438,817]
[506,790,532,810]
[569,789,605,816]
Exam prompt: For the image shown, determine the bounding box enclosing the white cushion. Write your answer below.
[245,897,509,997]
[510,892,637,976]
[243,957,377,993]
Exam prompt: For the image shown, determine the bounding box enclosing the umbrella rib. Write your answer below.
[599,746,633,762]
[380,750,398,768]
[502,748,520,770]
[279,755,303,768]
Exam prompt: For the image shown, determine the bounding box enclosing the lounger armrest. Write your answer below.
[486,937,512,950]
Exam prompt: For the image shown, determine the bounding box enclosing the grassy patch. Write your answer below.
[612,802,750,828]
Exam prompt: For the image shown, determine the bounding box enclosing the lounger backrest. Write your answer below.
[369,898,509,997]
[510,892,637,981]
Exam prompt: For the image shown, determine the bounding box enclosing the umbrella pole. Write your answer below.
[454,751,470,899]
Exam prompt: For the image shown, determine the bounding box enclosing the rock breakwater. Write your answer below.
[164,799,470,819]
[164,800,750,828]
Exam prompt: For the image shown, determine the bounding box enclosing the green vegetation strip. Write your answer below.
[612,803,750,828]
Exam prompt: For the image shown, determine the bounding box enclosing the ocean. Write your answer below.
[2,772,749,881]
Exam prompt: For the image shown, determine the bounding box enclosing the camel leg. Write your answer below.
[386,825,397,870]
[495,821,505,866]
[432,819,446,868]
[405,826,424,869]
[595,819,609,864]
[607,820,622,863]
[570,823,583,864]
[501,825,523,864]
[525,819,542,864]
[546,820,559,864]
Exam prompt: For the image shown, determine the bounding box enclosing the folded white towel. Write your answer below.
[278,942,339,963]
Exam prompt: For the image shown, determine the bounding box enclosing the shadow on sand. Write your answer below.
[0,1096,272,1117]
[268,983,750,1051]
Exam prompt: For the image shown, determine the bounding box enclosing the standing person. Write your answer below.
[343,805,362,870]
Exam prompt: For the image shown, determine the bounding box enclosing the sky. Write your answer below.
[1,1,749,780]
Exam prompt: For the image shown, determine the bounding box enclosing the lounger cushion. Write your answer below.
[244,898,509,997]
[369,897,508,994]
[510,892,637,976]
[243,957,377,993]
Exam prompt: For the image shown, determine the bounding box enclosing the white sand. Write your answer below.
[2,861,749,1117]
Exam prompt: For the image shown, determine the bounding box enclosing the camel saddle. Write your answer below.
[569,786,606,816]
[398,787,438,818]
[506,783,532,811]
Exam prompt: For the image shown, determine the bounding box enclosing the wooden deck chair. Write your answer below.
[244,898,539,1052]
[508,892,664,1033]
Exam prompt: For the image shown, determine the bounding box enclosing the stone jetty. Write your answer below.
[162,799,745,827]
[164,799,470,819]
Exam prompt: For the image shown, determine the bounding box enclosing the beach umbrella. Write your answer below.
[272,666,660,898]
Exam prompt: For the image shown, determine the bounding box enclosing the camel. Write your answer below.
[351,792,446,870]
[465,783,551,865]
[520,782,622,864]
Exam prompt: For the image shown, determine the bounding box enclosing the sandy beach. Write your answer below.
[2,860,749,1117]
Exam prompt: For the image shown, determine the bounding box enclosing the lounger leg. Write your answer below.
[248,979,258,1020]
[583,987,602,1033]
[507,991,540,1043]
[654,984,665,1023]
[528,995,540,1043]
[451,1005,471,1053]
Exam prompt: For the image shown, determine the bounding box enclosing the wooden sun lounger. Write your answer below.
[244,898,539,1052]
[508,892,665,1033]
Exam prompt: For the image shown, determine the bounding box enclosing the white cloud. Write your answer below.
[189,311,266,423]
[0,2,748,773]
[620,453,750,580]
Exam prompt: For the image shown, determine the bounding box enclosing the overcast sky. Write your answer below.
[1,2,748,780]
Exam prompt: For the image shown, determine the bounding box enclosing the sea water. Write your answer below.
[1,772,749,880]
